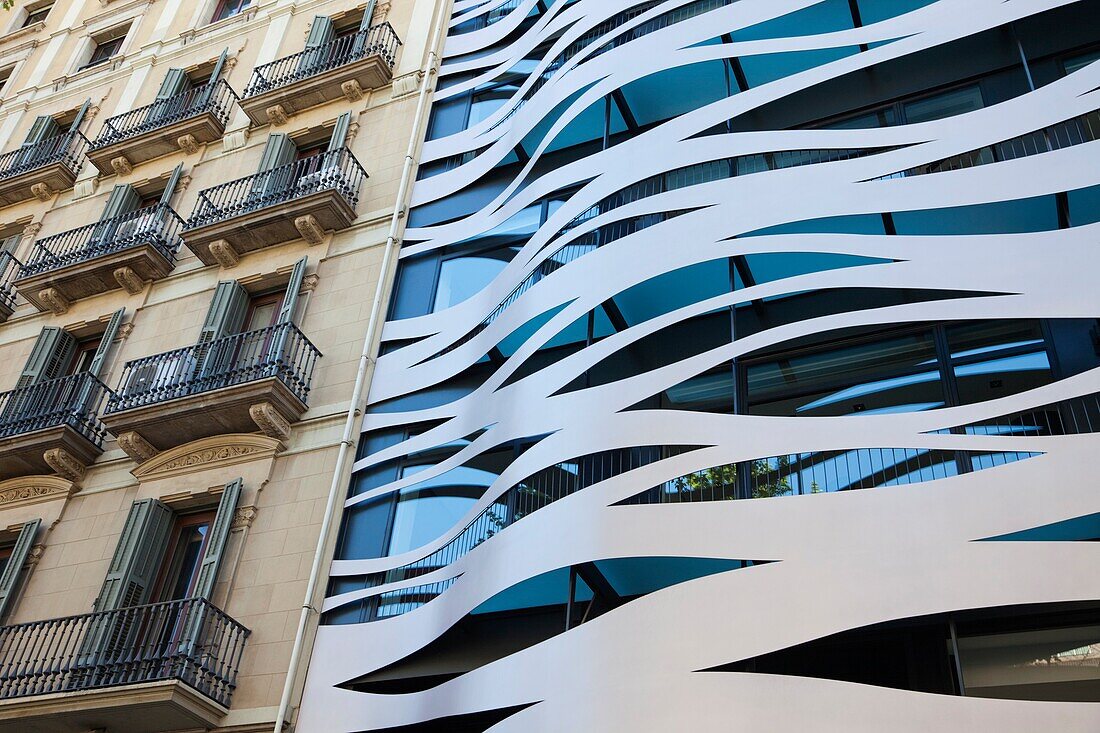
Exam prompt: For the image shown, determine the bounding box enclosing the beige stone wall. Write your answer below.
[0,0,436,730]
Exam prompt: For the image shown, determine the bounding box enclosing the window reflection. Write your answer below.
[958,625,1100,701]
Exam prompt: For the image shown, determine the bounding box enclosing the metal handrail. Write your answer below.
[90,80,239,150]
[0,131,88,182]
[0,372,109,445]
[0,597,249,707]
[243,23,401,98]
[185,147,367,230]
[19,204,184,278]
[106,321,322,413]
[0,251,20,312]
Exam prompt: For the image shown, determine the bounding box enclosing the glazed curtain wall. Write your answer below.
[298,1,1100,731]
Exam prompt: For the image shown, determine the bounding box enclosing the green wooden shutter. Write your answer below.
[87,308,125,379]
[22,115,59,146]
[160,162,185,207]
[328,111,352,152]
[361,1,377,31]
[16,327,77,389]
[299,15,334,72]
[209,48,229,83]
[94,499,174,612]
[99,184,142,221]
[68,99,91,134]
[254,134,298,201]
[155,69,190,101]
[0,519,41,622]
[277,257,307,326]
[192,478,241,601]
[196,281,249,378]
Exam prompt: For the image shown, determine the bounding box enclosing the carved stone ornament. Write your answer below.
[341,79,364,102]
[117,431,159,463]
[231,505,258,530]
[208,239,240,268]
[30,182,53,201]
[294,214,326,245]
[39,287,70,315]
[0,476,74,509]
[177,134,200,155]
[372,1,391,22]
[110,156,133,176]
[132,434,282,480]
[22,221,42,239]
[249,402,291,442]
[43,448,86,483]
[301,273,320,293]
[113,266,144,295]
[391,71,421,99]
[266,105,290,127]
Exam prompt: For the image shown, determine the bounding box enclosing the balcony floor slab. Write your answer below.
[14,243,175,312]
[88,112,226,173]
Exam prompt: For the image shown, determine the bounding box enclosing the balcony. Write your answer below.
[183,148,365,267]
[0,372,109,482]
[0,252,19,323]
[102,322,321,460]
[0,132,88,207]
[0,598,248,733]
[88,81,239,175]
[13,205,183,313]
[240,23,400,126]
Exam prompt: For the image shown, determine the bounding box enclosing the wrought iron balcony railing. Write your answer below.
[0,131,88,182]
[243,23,401,98]
[19,204,184,278]
[90,80,239,150]
[0,597,248,707]
[107,321,321,414]
[0,372,109,445]
[0,251,20,313]
[186,147,367,230]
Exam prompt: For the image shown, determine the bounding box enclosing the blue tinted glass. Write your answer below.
[472,567,592,614]
[856,0,936,25]
[594,557,744,596]
[496,303,570,357]
[434,254,511,311]
[388,465,501,555]
[903,85,983,124]
[740,47,858,88]
[338,497,393,560]
[390,254,440,320]
[613,259,732,327]
[733,0,854,41]
[744,214,886,237]
[427,95,470,140]
[1068,183,1100,226]
[892,195,1058,235]
[743,253,888,284]
[618,60,729,127]
[1064,50,1100,75]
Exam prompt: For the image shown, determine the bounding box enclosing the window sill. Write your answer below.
[0,21,45,50]
[181,6,259,44]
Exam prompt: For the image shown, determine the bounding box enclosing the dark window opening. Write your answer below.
[211,0,251,23]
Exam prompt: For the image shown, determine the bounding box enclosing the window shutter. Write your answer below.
[277,257,307,326]
[99,184,142,221]
[155,69,190,101]
[87,308,125,379]
[209,48,229,83]
[16,327,77,389]
[0,519,41,622]
[192,478,242,601]
[94,498,174,612]
[360,1,377,31]
[68,99,92,134]
[0,233,21,254]
[299,16,333,73]
[328,111,352,152]
[198,281,249,345]
[22,115,59,146]
[351,2,377,56]
[256,133,297,173]
[159,162,185,207]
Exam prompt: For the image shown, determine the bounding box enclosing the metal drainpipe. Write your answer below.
[272,1,452,728]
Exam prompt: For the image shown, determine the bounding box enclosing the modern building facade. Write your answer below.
[0,0,440,732]
[298,0,1100,731]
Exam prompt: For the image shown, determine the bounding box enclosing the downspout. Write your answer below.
[273,2,451,729]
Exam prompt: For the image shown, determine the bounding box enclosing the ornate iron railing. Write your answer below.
[90,80,239,150]
[20,204,184,278]
[243,23,401,98]
[0,372,109,445]
[107,322,321,413]
[0,597,248,707]
[0,131,88,183]
[0,251,20,312]
[186,147,367,230]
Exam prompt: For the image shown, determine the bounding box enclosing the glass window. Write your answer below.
[902,85,983,124]
[892,195,1059,236]
[855,0,936,25]
[23,4,52,27]
[946,321,1053,406]
[1068,183,1100,226]
[82,34,125,70]
[820,107,898,129]
[433,250,513,311]
[1064,49,1100,75]
[212,0,251,23]
[747,331,944,416]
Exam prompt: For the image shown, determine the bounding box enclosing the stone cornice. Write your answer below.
[0,476,77,509]
[132,434,282,480]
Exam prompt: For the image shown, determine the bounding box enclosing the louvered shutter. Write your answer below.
[160,162,185,207]
[99,184,142,221]
[22,116,59,146]
[256,133,297,173]
[87,308,125,379]
[209,48,229,83]
[197,281,249,379]
[299,16,334,73]
[277,257,307,326]
[94,499,174,612]
[352,1,377,55]
[68,100,91,134]
[328,111,352,152]
[156,69,190,101]
[254,134,298,201]
[192,478,241,602]
[16,327,77,389]
[0,520,40,622]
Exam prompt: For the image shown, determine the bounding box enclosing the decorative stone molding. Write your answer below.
[26,544,46,567]
[0,476,75,509]
[249,402,291,442]
[72,178,98,199]
[231,505,258,530]
[301,273,320,293]
[113,266,144,294]
[30,182,53,201]
[346,120,361,145]
[208,239,240,268]
[372,1,391,22]
[177,134,200,155]
[223,128,249,152]
[341,80,364,102]
[22,221,43,239]
[266,105,290,127]
[110,156,133,176]
[392,71,422,99]
[116,322,135,341]
[132,434,282,480]
[38,288,70,315]
[117,431,159,463]
[295,214,326,245]
[43,448,86,483]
